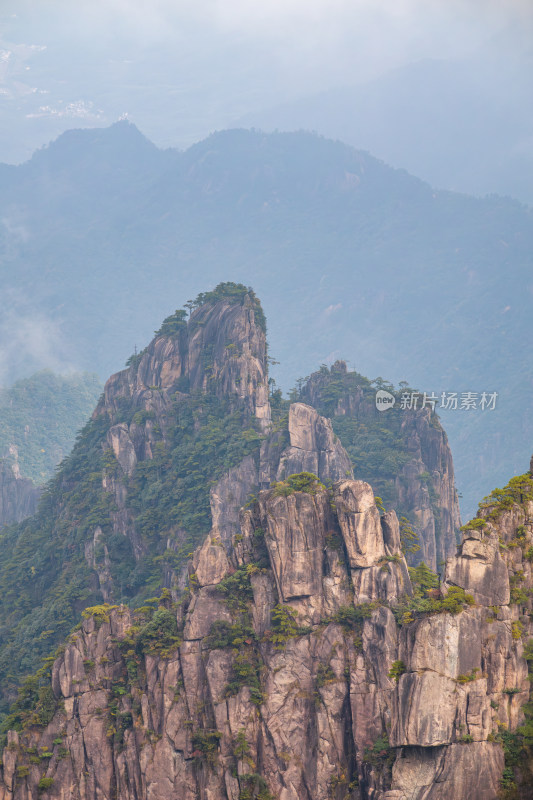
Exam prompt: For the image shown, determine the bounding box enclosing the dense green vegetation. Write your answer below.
[388,660,406,683]
[494,638,533,798]
[153,308,188,339]
[399,515,421,556]
[299,365,419,511]
[332,602,379,650]
[0,384,263,715]
[0,655,59,740]
[0,371,102,484]
[125,392,263,594]
[0,414,114,717]
[267,604,312,647]
[215,565,258,613]
[207,563,265,704]
[0,297,265,720]
[133,607,181,658]
[477,473,533,522]
[206,619,256,651]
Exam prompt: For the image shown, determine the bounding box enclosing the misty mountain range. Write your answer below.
[1,121,532,520]
[1,11,532,208]
[239,55,533,206]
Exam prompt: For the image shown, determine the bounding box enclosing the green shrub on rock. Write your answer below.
[388,660,406,682]
[271,472,325,497]
[393,562,475,624]
[135,608,181,657]
[267,604,311,647]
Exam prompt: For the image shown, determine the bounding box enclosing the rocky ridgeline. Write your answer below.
[0,285,525,799]
[302,363,462,572]
[1,444,532,798]
[87,288,355,601]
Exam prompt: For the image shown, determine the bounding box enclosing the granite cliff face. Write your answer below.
[0,285,359,716]
[2,453,532,800]
[97,292,270,429]
[1,285,524,800]
[302,362,462,571]
[86,287,274,602]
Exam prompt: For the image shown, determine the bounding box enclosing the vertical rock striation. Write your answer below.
[95,290,270,429]
[1,287,513,800]
[302,361,462,571]
[4,450,531,799]
[0,458,40,528]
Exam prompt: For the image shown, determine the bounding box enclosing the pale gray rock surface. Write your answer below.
[4,461,530,800]
[1,310,530,799]
[276,402,353,484]
[302,363,462,571]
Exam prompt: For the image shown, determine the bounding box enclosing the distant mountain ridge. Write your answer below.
[239,55,533,206]
[1,122,532,518]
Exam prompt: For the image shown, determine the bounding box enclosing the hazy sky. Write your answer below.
[0,1,532,158]
[1,0,532,514]
[3,0,532,92]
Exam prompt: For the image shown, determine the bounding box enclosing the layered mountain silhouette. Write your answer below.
[1,122,532,517]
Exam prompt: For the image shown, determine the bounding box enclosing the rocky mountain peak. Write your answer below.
[1,284,510,800]
[187,290,270,427]
[95,283,270,429]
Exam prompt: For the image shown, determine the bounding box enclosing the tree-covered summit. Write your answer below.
[153,283,267,341]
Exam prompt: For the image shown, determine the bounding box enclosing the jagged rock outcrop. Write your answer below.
[274,403,353,483]
[4,456,531,800]
[1,289,520,800]
[397,406,461,571]
[84,288,274,601]
[302,361,462,571]
[445,528,511,606]
[0,458,40,528]
[0,476,406,800]
[96,293,270,430]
